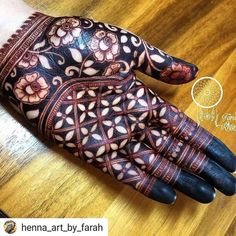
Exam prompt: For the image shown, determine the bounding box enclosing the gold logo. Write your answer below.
[191,77,223,108]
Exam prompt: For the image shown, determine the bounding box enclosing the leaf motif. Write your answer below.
[138,99,148,107]
[101,100,109,106]
[78,104,86,111]
[54,120,63,129]
[133,143,140,153]
[66,117,75,125]
[69,48,82,63]
[91,123,98,132]
[88,90,96,97]
[92,134,102,140]
[85,151,94,158]
[151,130,160,137]
[77,91,85,99]
[111,151,117,159]
[83,68,99,76]
[117,172,124,180]
[96,146,105,156]
[38,55,52,69]
[152,97,157,105]
[65,131,75,141]
[112,97,121,105]
[116,126,127,134]
[107,128,114,139]
[113,163,122,170]
[137,88,144,98]
[138,51,145,67]
[103,120,112,126]
[127,100,136,110]
[160,119,168,124]
[81,127,88,135]
[84,60,94,67]
[33,40,45,50]
[88,112,96,118]
[26,109,39,119]
[125,162,131,168]
[101,108,109,116]
[65,105,73,114]
[150,54,165,63]
[123,46,131,53]
[156,138,162,147]
[159,107,166,117]
[113,106,122,112]
[88,101,96,110]
[66,143,76,148]
[149,154,155,164]
[119,139,128,148]
[128,170,137,176]
[110,143,119,150]
[80,113,86,123]
[82,136,88,145]
[54,135,63,142]
[135,158,145,165]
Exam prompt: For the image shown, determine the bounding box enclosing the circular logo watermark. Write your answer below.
[191,76,223,108]
[3,220,17,234]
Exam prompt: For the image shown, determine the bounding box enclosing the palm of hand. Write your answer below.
[0,13,235,204]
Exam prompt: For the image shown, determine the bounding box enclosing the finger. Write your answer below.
[131,38,198,84]
[200,158,236,196]
[81,149,176,204]
[149,98,236,172]
[142,126,236,195]
[124,140,215,203]
[204,137,236,173]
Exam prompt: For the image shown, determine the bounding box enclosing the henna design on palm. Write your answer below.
[0,12,235,204]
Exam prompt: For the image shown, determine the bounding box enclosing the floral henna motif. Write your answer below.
[89,30,120,62]
[18,52,39,69]
[14,72,50,104]
[160,62,193,82]
[48,17,82,47]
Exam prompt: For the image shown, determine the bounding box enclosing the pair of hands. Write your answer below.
[0,12,235,204]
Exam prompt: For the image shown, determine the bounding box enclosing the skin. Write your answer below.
[0,0,235,204]
[0,0,35,47]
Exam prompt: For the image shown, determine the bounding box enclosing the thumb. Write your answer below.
[132,39,198,85]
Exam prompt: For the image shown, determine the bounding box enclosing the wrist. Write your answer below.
[0,0,36,47]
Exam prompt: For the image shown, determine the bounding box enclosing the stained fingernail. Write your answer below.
[173,170,216,203]
[200,159,236,196]
[205,137,236,173]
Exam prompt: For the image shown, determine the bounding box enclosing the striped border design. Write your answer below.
[0,12,54,89]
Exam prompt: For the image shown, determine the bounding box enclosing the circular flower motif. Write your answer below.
[14,72,50,104]
[126,88,148,110]
[89,30,119,62]
[48,18,82,47]
[103,116,127,139]
[18,52,38,69]
[160,62,192,81]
